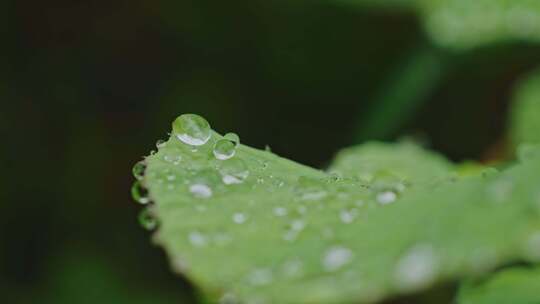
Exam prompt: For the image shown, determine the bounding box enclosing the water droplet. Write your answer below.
[189,184,212,199]
[156,139,167,149]
[355,200,365,207]
[339,208,358,224]
[291,219,305,231]
[273,207,287,217]
[132,161,146,180]
[224,132,240,145]
[219,159,249,185]
[322,246,353,272]
[376,190,397,205]
[213,138,237,160]
[188,231,207,247]
[138,208,157,230]
[296,177,328,201]
[131,181,150,204]
[394,244,438,291]
[172,114,211,146]
[281,258,303,278]
[189,170,220,198]
[233,212,248,224]
[247,268,273,286]
[163,153,182,165]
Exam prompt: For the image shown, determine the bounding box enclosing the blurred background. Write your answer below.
[2,0,540,303]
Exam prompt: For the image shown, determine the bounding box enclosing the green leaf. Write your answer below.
[138,115,540,303]
[510,68,540,148]
[338,0,540,50]
[457,266,540,304]
[418,0,540,50]
[329,140,453,184]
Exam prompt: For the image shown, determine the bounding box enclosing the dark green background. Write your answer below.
[2,1,539,303]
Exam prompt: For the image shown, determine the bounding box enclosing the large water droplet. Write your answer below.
[219,159,249,185]
[322,246,353,272]
[213,138,237,160]
[138,208,157,230]
[131,181,150,204]
[132,161,146,180]
[394,244,438,291]
[172,114,211,146]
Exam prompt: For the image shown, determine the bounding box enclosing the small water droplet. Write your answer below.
[273,207,287,217]
[224,132,240,145]
[296,177,327,201]
[132,161,146,180]
[138,208,157,230]
[339,208,358,224]
[233,212,248,224]
[189,170,220,198]
[156,139,167,149]
[355,200,365,207]
[163,153,182,165]
[172,114,211,146]
[213,138,237,160]
[322,246,353,272]
[291,219,305,231]
[219,159,249,184]
[247,268,273,286]
[394,244,438,291]
[131,181,150,204]
[188,231,207,247]
[281,258,303,278]
[376,190,397,205]
[189,184,212,199]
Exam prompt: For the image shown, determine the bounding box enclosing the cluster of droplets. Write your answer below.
[131,160,160,230]
[170,114,249,199]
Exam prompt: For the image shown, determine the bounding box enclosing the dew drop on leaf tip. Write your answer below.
[132,160,146,180]
[172,114,212,146]
[131,181,150,204]
[138,208,158,230]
